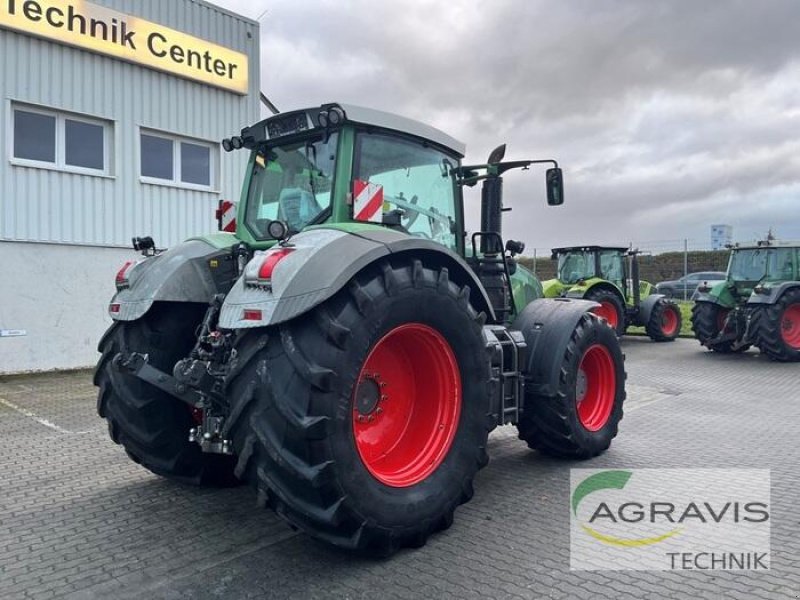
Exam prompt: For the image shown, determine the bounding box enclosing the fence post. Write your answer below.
[683,238,689,301]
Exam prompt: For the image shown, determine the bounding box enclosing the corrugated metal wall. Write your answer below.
[0,0,260,248]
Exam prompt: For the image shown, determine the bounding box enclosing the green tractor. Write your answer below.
[542,246,683,341]
[94,104,626,555]
[692,240,800,361]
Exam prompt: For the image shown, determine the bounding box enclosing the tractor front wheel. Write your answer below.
[752,288,800,362]
[645,299,682,342]
[94,303,239,485]
[516,313,625,458]
[585,289,626,337]
[224,259,492,555]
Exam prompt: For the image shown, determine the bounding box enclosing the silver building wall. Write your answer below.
[0,0,260,372]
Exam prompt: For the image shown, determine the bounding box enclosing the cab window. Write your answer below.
[354,132,458,250]
[243,133,337,239]
[599,251,624,287]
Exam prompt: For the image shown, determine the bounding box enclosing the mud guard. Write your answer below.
[511,297,600,397]
[109,240,235,321]
[746,282,800,305]
[636,293,667,327]
[218,227,496,329]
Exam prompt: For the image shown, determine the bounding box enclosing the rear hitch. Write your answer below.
[114,294,237,455]
[112,352,203,408]
[709,307,753,350]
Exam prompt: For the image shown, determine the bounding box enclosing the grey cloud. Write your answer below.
[214,0,800,249]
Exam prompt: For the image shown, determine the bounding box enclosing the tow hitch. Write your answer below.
[113,294,235,455]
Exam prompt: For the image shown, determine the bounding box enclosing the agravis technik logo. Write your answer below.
[572,470,682,547]
[569,469,770,570]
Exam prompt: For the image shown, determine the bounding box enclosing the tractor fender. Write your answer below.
[511,297,599,397]
[637,293,667,327]
[109,239,234,321]
[746,281,800,305]
[218,227,496,329]
[693,281,736,308]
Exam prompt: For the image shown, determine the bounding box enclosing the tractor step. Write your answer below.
[483,326,527,426]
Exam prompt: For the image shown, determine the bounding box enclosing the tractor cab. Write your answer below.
[726,244,798,294]
[224,104,469,252]
[552,246,628,290]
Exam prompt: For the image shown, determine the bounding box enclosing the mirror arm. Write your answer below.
[454,158,559,184]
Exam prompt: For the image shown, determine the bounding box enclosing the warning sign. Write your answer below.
[353,180,384,223]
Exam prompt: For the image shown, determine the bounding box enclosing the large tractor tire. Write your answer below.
[516,313,625,459]
[224,259,492,555]
[95,303,239,485]
[690,302,749,353]
[585,288,626,336]
[751,288,800,362]
[645,299,682,342]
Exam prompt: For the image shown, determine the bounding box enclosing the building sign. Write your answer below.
[0,0,249,94]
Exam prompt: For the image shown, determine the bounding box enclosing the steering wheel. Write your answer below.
[388,194,420,228]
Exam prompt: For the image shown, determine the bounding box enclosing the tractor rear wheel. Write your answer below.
[585,288,625,336]
[224,259,492,555]
[94,303,239,485]
[690,302,748,353]
[751,288,800,362]
[516,313,625,458]
[645,299,682,342]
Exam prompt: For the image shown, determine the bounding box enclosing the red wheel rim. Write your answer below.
[576,344,616,432]
[661,307,679,336]
[352,323,461,487]
[592,301,619,329]
[781,304,800,349]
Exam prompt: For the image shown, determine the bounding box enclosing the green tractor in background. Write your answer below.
[692,240,800,361]
[95,104,627,555]
[543,246,682,341]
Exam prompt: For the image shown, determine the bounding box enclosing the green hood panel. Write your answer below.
[542,278,568,298]
[511,265,544,313]
[187,232,242,250]
[710,281,738,307]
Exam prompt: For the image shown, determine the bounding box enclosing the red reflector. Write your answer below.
[115,261,134,285]
[243,309,262,321]
[110,303,121,314]
[258,248,294,280]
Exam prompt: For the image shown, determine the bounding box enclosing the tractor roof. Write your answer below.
[246,103,466,157]
[551,245,629,255]
[731,240,800,250]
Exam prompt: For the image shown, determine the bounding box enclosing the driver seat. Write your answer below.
[277,188,322,231]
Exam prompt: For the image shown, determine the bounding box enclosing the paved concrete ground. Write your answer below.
[1,338,798,599]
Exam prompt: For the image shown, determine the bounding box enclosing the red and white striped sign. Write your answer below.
[353,180,384,223]
[216,199,237,232]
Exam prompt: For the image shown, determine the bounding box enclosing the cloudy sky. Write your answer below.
[215,0,800,253]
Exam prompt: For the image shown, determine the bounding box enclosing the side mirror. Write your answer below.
[546,167,564,206]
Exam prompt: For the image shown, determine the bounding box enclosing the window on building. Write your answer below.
[140,130,216,190]
[11,104,111,175]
